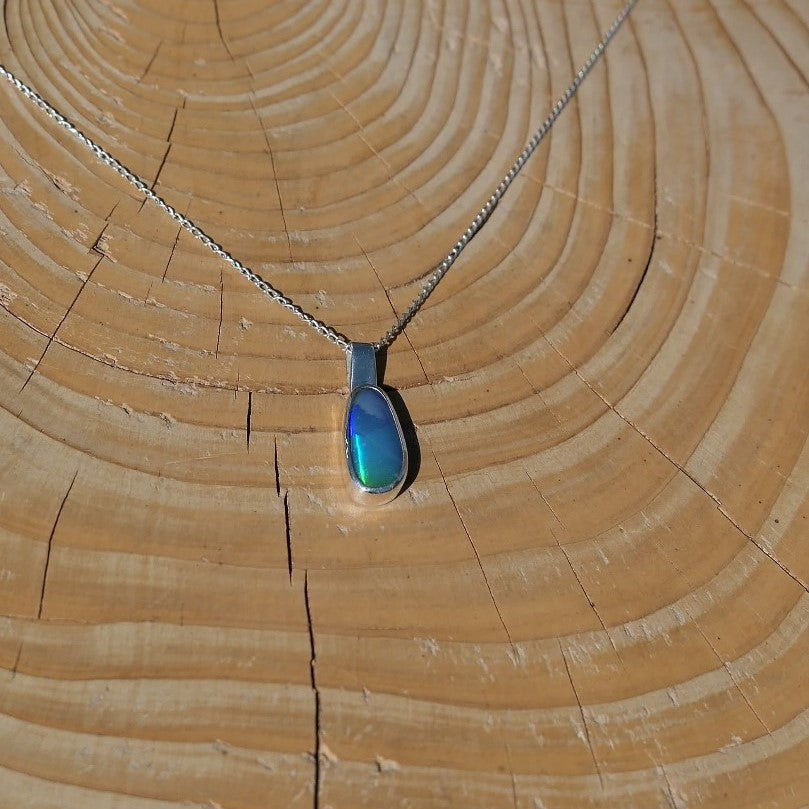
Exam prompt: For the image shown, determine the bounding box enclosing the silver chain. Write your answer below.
[0,0,636,355]
[376,0,638,349]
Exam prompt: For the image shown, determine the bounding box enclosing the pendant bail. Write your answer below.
[347,342,377,390]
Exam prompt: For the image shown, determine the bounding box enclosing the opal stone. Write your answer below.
[346,386,406,491]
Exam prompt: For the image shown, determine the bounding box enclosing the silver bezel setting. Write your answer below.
[344,344,408,506]
[344,385,408,506]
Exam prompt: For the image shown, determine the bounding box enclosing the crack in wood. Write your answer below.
[659,763,682,809]
[252,100,296,273]
[283,492,293,584]
[323,78,422,208]
[215,268,224,357]
[354,235,398,318]
[273,436,281,496]
[525,471,624,664]
[212,0,234,60]
[38,470,78,619]
[245,391,252,450]
[353,234,434,386]
[19,254,105,394]
[10,642,23,680]
[151,143,172,192]
[153,100,182,185]
[688,612,772,736]
[613,160,658,334]
[303,570,321,809]
[542,176,804,289]
[89,227,109,257]
[137,101,183,216]
[541,332,809,596]
[559,639,604,789]
[161,221,184,283]
[167,105,182,148]
[747,536,807,593]
[140,40,163,81]
[3,300,337,397]
[3,303,242,393]
[433,450,516,652]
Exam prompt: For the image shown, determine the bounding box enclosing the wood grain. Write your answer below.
[1,1,808,807]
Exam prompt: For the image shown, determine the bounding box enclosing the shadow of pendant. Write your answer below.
[343,343,420,506]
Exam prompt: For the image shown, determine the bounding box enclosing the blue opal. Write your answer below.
[346,386,406,491]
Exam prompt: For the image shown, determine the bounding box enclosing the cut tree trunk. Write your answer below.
[0,1,807,807]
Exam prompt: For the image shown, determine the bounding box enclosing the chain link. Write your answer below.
[0,63,353,351]
[0,0,636,355]
[374,0,637,349]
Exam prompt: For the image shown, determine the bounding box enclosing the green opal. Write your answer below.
[346,386,406,491]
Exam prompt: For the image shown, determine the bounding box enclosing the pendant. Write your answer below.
[344,343,408,505]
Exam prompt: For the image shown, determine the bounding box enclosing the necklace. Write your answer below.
[0,0,637,505]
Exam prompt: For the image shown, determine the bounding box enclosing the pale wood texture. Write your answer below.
[0,0,808,807]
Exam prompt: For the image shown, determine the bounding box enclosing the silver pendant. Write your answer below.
[343,343,408,505]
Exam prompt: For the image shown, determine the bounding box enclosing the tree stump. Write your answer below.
[1,1,807,807]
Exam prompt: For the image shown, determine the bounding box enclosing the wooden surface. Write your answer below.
[1,0,808,807]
